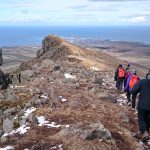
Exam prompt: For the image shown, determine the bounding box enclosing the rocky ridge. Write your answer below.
[0,35,149,150]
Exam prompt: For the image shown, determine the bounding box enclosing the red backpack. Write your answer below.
[129,75,139,89]
[118,68,125,78]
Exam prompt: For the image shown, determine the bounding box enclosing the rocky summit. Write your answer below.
[0,35,149,150]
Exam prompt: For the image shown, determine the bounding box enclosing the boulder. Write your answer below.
[3,89,17,101]
[56,122,112,141]
[84,123,112,140]
[20,69,35,83]
[3,118,14,133]
[41,59,54,68]
[0,129,4,137]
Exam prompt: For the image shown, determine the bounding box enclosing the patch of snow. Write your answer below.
[0,146,13,150]
[15,125,30,135]
[90,67,99,71]
[36,116,68,129]
[2,125,30,137]
[22,107,36,118]
[64,73,76,79]
[36,116,49,126]
[61,98,67,102]
[65,125,70,128]
[10,85,26,89]
[46,122,61,128]
[59,96,67,102]
[13,116,18,120]
[50,144,63,150]
[24,149,29,150]
[40,93,48,99]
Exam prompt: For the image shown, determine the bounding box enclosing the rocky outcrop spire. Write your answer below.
[36,35,69,61]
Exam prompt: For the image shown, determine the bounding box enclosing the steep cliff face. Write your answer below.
[0,35,149,150]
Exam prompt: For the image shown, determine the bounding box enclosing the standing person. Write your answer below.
[114,64,125,93]
[146,69,150,79]
[114,64,120,88]
[125,70,140,106]
[126,63,131,70]
[124,67,131,88]
[131,74,150,142]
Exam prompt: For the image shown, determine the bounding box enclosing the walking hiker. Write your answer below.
[114,64,125,92]
[131,73,150,142]
[124,67,131,88]
[125,70,140,107]
[146,69,150,79]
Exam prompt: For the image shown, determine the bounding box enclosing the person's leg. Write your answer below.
[138,109,149,141]
[132,94,136,109]
[120,79,123,91]
[124,79,127,88]
[146,110,150,133]
[117,79,120,92]
[127,92,131,102]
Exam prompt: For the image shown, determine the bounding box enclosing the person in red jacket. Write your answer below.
[114,64,125,93]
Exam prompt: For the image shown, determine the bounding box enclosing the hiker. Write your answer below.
[146,69,150,79]
[131,73,150,141]
[125,70,140,107]
[124,67,131,88]
[125,63,131,70]
[114,64,125,92]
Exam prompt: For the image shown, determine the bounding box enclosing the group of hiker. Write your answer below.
[114,64,150,142]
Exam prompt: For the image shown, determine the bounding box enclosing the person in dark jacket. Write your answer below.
[131,74,150,141]
[146,69,150,79]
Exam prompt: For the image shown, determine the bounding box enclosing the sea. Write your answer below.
[0,25,150,47]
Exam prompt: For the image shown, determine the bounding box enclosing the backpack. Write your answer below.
[129,75,139,89]
[118,68,125,78]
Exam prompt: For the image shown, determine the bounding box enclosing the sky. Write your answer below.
[0,0,150,26]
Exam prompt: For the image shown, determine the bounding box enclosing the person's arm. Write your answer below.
[125,76,131,90]
[130,81,141,95]
[114,69,118,81]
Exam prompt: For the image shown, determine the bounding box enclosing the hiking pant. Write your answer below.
[126,92,136,108]
[124,79,127,88]
[117,78,124,91]
[138,108,150,134]
[126,91,131,103]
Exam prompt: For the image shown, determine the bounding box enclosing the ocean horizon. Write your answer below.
[0,25,150,47]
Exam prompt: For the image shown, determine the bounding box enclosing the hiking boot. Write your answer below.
[141,131,149,142]
[127,102,131,106]
[133,132,142,139]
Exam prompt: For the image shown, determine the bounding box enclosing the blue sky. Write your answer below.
[0,0,150,26]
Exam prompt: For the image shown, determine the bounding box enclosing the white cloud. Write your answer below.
[129,16,146,23]
[0,0,150,25]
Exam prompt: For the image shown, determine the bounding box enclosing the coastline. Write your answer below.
[70,38,150,68]
[1,38,150,73]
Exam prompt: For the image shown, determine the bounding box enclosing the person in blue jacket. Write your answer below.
[125,70,140,107]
